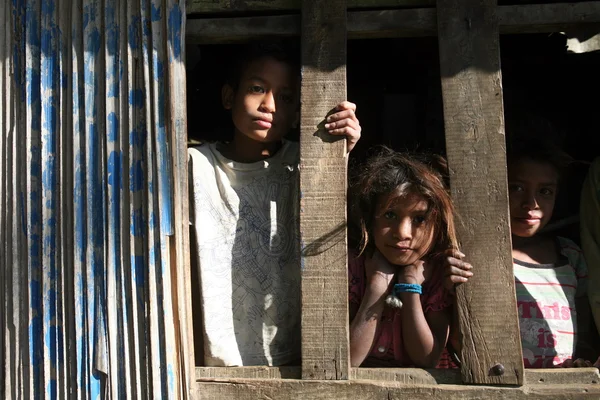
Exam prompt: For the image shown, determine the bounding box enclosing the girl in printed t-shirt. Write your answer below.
[348,147,470,368]
[450,140,598,368]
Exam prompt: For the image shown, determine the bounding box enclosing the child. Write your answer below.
[348,147,468,368]
[450,141,597,368]
[579,156,600,368]
[188,41,361,367]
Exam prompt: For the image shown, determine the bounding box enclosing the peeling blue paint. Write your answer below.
[26,68,41,106]
[85,27,100,55]
[26,3,40,49]
[107,112,118,142]
[6,1,186,397]
[132,255,146,288]
[130,160,144,192]
[41,0,54,17]
[108,151,121,187]
[151,4,161,22]
[129,89,144,108]
[130,126,147,148]
[128,16,140,50]
[168,6,182,60]
[131,209,145,237]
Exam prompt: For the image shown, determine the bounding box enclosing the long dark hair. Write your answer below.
[349,146,459,257]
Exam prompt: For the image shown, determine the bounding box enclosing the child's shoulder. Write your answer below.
[556,236,583,253]
[188,142,216,157]
[188,142,221,166]
[556,236,588,275]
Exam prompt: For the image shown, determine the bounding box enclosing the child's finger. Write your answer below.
[327,126,360,138]
[448,275,469,284]
[561,359,574,368]
[594,356,600,368]
[325,117,358,131]
[326,109,357,124]
[335,101,356,113]
[573,358,591,368]
[447,266,473,279]
[446,257,473,271]
[444,248,465,259]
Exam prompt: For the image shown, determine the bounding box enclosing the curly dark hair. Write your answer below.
[349,146,459,257]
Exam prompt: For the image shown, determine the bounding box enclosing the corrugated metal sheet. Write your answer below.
[1,0,190,398]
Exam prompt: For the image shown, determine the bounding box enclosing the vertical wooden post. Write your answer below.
[300,0,349,381]
[436,0,524,385]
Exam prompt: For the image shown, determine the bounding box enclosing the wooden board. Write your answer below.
[300,0,349,381]
[436,0,524,386]
[194,366,600,385]
[186,3,600,44]
[187,0,434,14]
[167,0,195,397]
[192,378,600,399]
[195,366,462,384]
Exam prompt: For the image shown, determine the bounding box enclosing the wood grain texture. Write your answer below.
[186,3,600,44]
[192,378,600,399]
[167,1,195,398]
[194,366,600,385]
[524,368,600,385]
[436,0,524,386]
[195,366,461,383]
[187,0,434,14]
[300,0,349,381]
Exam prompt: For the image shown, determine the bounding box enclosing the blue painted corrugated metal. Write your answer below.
[0,0,191,398]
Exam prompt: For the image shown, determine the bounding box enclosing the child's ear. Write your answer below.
[221,84,235,110]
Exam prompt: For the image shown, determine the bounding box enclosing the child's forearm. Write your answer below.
[350,280,388,367]
[399,292,446,367]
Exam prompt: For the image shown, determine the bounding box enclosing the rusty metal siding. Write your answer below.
[1,1,188,399]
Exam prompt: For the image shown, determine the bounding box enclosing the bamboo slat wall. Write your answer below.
[0,0,190,399]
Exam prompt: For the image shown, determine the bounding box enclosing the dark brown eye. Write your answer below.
[249,85,265,93]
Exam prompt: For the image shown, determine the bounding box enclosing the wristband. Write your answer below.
[393,283,422,296]
[385,283,422,309]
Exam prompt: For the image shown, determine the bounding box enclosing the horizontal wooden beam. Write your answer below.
[193,377,600,399]
[195,366,600,385]
[187,0,434,15]
[186,2,600,43]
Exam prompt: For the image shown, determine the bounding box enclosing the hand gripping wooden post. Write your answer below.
[436,0,525,385]
[300,0,350,381]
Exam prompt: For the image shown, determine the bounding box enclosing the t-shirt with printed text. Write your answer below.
[514,237,588,368]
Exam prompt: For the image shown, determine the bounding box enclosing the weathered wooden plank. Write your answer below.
[300,0,349,381]
[192,379,600,399]
[187,0,433,14]
[525,368,600,385]
[196,366,300,379]
[166,1,196,398]
[186,2,600,43]
[195,367,600,385]
[499,2,600,34]
[436,0,524,386]
[186,14,298,43]
[195,367,461,384]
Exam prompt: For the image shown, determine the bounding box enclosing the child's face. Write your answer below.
[508,159,558,238]
[372,190,435,266]
[223,56,299,144]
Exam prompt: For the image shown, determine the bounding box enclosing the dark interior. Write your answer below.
[186,33,600,365]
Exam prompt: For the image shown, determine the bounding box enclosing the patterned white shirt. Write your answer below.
[188,141,301,366]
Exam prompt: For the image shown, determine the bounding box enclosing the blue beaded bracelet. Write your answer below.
[393,283,422,296]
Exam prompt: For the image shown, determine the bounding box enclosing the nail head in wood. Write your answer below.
[490,363,505,376]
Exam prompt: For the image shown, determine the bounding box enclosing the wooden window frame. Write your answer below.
[182,1,600,398]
